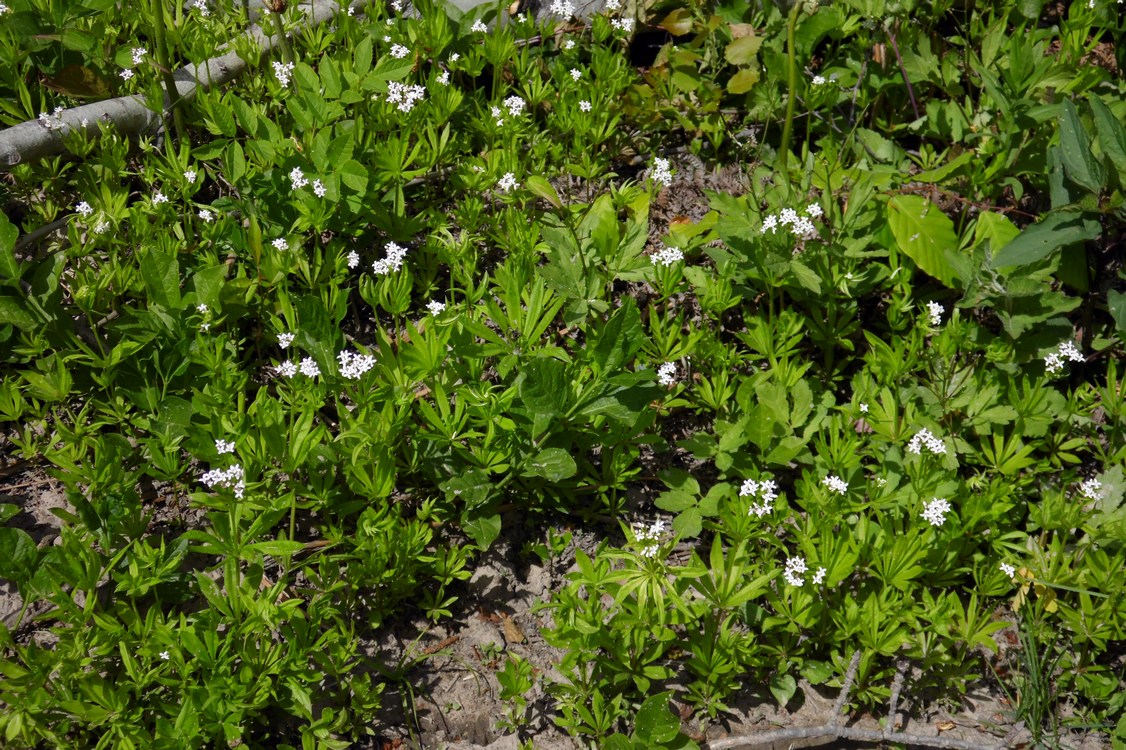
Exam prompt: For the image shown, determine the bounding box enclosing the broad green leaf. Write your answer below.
[518,356,569,418]
[724,34,762,65]
[0,212,18,280]
[726,67,759,94]
[770,673,798,707]
[658,8,693,35]
[887,195,961,287]
[634,692,680,744]
[1059,99,1105,194]
[590,298,642,375]
[525,175,561,209]
[1108,290,1126,335]
[42,64,111,98]
[655,489,695,512]
[0,293,36,331]
[972,211,1020,253]
[463,512,501,550]
[140,248,181,309]
[910,151,973,183]
[672,507,703,538]
[525,448,576,482]
[0,528,38,583]
[788,259,821,294]
[1089,95,1126,177]
[354,35,373,78]
[340,159,369,196]
[993,211,1101,268]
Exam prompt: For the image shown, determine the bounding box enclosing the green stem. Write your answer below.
[778,1,800,190]
[272,9,296,67]
[149,0,188,146]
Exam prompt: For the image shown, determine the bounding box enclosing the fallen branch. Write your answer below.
[705,651,1010,750]
[0,0,345,171]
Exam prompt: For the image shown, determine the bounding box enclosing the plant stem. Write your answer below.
[886,25,920,121]
[149,0,188,146]
[778,1,801,189]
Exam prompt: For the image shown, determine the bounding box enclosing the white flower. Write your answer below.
[200,322,210,332]
[907,428,946,455]
[650,157,673,187]
[1000,562,1016,579]
[289,166,308,190]
[550,0,574,15]
[372,242,408,275]
[131,47,148,66]
[921,497,952,527]
[75,201,94,217]
[1058,340,1083,363]
[450,53,460,62]
[299,357,320,378]
[570,68,582,81]
[272,238,288,251]
[200,463,245,499]
[312,179,326,197]
[273,61,295,87]
[437,70,450,85]
[859,403,868,413]
[563,39,576,50]
[215,439,236,454]
[811,74,826,86]
[337,349,376,379]
[656,362,677,387]
[193,0,210,15]
[490,105,504,125]
[183,169,197,183]
[427,300,446,315]
[605,0,620,9]
[38,107,66,131]
[650,245,684,267]
[761,215,778,234]
[93,221,109,234]
[805,202,823,218]
[159,650,170,660]
[822,475,848,495]
[611,17,634,32]
[198,209,214,222]
[496,172,519,192]
[783,557,807,587]
[346,250,360,269]
[152,192,168,205]
[386,81,426,113]
[1045,352,1065,374]
[278,332,295,349]
[631,519,666,558]
[197,303,209,313]
[579,100,592,112]
[0,3,10,14]
[390,44,410,59]
[120,68,135,81]
[812,567,827,585]
[276,361,298,378]
[504,95,526,117]
[1079,478,1103,501]
[471,19,487,32]
[925,300,944,326]
[740,477,777,517]
[1046,339,1083,375]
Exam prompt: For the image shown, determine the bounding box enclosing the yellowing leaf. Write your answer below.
[659,8,693,36]
[725,34,762,66]
[727,67,759,94]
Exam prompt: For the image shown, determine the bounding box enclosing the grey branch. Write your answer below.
[0,0,346,171]
[705,651,1008,750]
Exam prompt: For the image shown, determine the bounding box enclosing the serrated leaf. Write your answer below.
[993,211,1101,268]
[887,194,962,288]
[1059,99,1105,194]
[672,507,702,538]
[1089,95,1126,178]
[525,175,561,209]
[525,448,576,482]
[654,489,695,512]
[634,692,680,744]
[724,34,762,65]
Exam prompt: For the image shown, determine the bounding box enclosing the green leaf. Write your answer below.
[340,159,369,196]
[654,489,695,512]
[887,195,963,288]
[0,528,38,584]
[139,248,181,309]
[525,448,577,482]
[249,540,307,557]
[1059,99,1105,194]
[1089,95,1126,178]
[993,211,1101,268]
[0,293,36,331]
[724,34,762,65]
[0,212,18,281]
[525,175,562,209]
[671,508,702,538]
[1108,290,1126,335]
[634,692,680,744]
[463,512,501,550]
[800,660,833,685]
[590,298,642,375]
[788,259,821,294]
[972,211,1021,253]
[726,67,759,94]
[770,673,798,707]
[518,357,569,419]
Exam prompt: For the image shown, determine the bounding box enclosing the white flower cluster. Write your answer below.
[783,556,807,586]
[605,0,621,9]
[650,157,673,187]
[811,74,826,86]
[272,238,289,250]
[199,209,214,222]
[504,95,526,117]
[389,43,410,59]
[273,61,295,88]
[822,474,847,495]
[761,205,820,239]
[338,349,377,379]
[0,3,11,14]
[201,464,245,499]
[632,518,667,558]
[38,107,66,131]
[193,0,210,15]
[925,301,944,326]
[131,47,147,66]
[579,100,592,112]
[1000,561,1016,579]
[386,81,426,113]
[740,477,777,517]
[550,0,574,15]
[347,250,360,269]
[907,428,946,455]
[1045,339,1083,375]
[650,245,683,267]
[1079,478,1103,501]
[290,167,309,190]
[278,332,295,349]
[427,300,446,315]
[215,438,235,454]
[152,191,168,205]
[569,68,582,81]
[812,566,827,584]
[275,356,320,379]
[611,17,635,32]
[75,201,94,217]
[496,172,519,192]
[372,242,408,275]
[921,497,952,527]
[437,70,450,86]
[656,362,677,387]
[471,19,487,32]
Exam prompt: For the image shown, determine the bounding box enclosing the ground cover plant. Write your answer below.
[0,0,1125,747]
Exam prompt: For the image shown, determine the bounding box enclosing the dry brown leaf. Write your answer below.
[500,613,526,644]
[936,721,956,731]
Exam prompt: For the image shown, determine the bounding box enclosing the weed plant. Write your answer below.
[0,0,1125,747]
